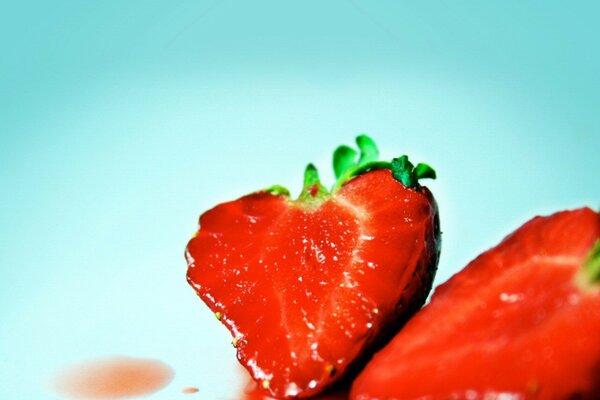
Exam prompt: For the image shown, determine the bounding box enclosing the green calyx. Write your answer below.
[331,134,436,192]
[263,134,436,201]
[584,239,600,283]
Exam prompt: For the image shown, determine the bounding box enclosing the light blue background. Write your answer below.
[1,1,599,399]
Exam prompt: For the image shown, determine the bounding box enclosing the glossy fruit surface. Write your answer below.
[185,136,440,398]
[351,207,600,400]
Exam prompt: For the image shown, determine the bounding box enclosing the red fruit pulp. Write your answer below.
[351,207,600,400]
[186,169,440,398]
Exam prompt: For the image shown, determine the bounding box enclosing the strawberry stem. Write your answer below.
[585,239,600,283]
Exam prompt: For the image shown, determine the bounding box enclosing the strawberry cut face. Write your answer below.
[185,137,440,398]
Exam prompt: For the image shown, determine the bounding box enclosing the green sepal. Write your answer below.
[264,184,291,197]
[333,145,358,179]
[584,239,600,283]
[391,156,437,189]
[356,134,379,165]
[332,134,380,180]
[415,163,437,180]
[298,163,329,202]
[391,156,416,188]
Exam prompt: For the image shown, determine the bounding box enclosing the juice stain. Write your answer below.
[52,356,174,399]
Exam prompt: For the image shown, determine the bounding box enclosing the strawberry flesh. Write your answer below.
[351,207,600,400]
[186,169,440,398]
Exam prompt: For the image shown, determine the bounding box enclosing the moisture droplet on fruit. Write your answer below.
[499,292,524,303]
[285,382,301,397]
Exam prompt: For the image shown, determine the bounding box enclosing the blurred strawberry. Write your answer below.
[351,208,600,400]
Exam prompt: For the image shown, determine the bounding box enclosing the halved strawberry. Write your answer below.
[185,136,440,398]
[351,207,600,400]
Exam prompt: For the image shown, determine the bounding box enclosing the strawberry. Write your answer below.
[185,135,440,398]
[351,207,600,400]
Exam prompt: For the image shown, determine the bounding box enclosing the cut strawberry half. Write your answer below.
[351,207,600,400]
[185,136,440,398]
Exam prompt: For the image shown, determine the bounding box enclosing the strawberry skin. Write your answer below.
[351,207,600,400]
[185,136,440,398]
